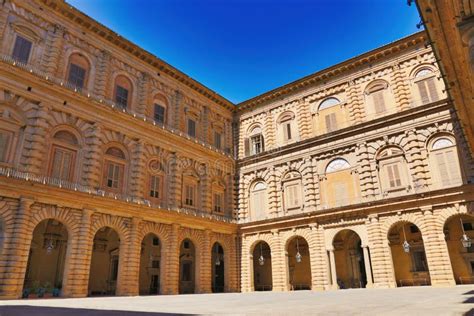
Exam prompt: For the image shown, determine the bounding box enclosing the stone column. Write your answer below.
[328,248,339,290]
[366,215,395,288]
[420,207,456,286]
[308,225,329,291]
[20,103,49,174]
[199,229,212,293]
[93,50,111,100]
[362,245,374,288]
[41,24,65,76]
[62,208,93,297]
[165,223,180,294]
[267,168,279,218]
[0,197,34,299]
[240,235,252,292]
[270,230,286,291]
[117,217,142,296]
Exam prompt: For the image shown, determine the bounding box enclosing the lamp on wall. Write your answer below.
[258,243,265,266]
[295,238,302,263]
[215,244,221,266]
[402,224,410,253]
[460,217,472,249]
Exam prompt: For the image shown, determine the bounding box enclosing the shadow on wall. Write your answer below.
[0,306,193,316]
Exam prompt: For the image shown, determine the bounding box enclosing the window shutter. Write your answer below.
[118,164,124,191]
[445,150,461,185]
[285,123,292,140]
[103,161,110,187]
[244,138,250,156]
[325,114,333,132]
[334,182,348,206]
[0,132,8,162]
[416,81,429,104]
[372,90,386,114]
[434,152,450,186]
[51,149,64,178]
[12,36,32,63]
[260,135,265,152]
[392,164,402,187]
[61,151,72,181]
[426,77,439,102]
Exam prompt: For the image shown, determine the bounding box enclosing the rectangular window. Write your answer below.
[154,104,165,124]
[412,251,428,272]
[213,193,222,213]
[333,182,348,206]
[106,161,123,189]
[251,135,263,155]
[181,262,192,281]
[325,113,337,133]
[386,163,402,188]
[187,119,196,137]
[184,184,195,206]
[12,35,32,64]
[372,90,386,114]
[283,122,292,141]
[50,146,75,181]
[434,149,461,187]
[67,63,86,89]
[152,237,160,246]
[115,85,129,107]
[149,175,161,199]
[214,132,222,149]
[285,183,301,208]
[152,260,160,269]
[0,131,11,163]
[463,223,473,231]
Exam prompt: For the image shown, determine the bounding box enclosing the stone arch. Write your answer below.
[110,71,136,107]
[281,231,312,290]
[409,64,438,79]
[89,214,130,242]
[385,217,430,287]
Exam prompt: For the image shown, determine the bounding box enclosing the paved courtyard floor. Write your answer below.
[1,285,474,316]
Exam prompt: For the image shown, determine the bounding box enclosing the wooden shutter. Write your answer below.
[372,90,386,114]
[102,161,110,187]
[0,132,8,162]
[285,123,292,140]
[259,135,265,152]
[51,149,64,179]
[334,182,348,206]
[12,36,32,63]
[445,149,461,185]
[416,81,429,104]
[325,113,337,132]
[386,164,401,188]
[426,77,439,102]
[434,152,450,186]
[244,138,250,156]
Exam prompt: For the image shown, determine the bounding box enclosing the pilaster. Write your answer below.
[40,24,65,76]
[93,50,111,100]
[165,223,180,294]
[21,103,49,174]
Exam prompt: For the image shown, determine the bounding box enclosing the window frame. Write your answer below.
[377,147,409,194]
[67,62,87,90]
[48,130,80,182]
[102,146,127,193]
[154,104,166,124]
[429,136,462,189]
[11,34,33,64]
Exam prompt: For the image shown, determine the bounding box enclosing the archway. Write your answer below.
[252,241,272,291]
[444,214,474,284]
[179,238,196,294]
[211,242,224,293]
[139,233,162,295]
[332,230,367,289]
[23,219,68,298]
[88,227,121,296]
[388,222,430,286]
[286,236,311,290]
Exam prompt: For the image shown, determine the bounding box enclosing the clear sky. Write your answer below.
[67,0,422,104]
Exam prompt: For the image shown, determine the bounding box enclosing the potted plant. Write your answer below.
[22,288,30,299]
[52,281,62,297]
[29,281,40,299]
[43,282,53,298]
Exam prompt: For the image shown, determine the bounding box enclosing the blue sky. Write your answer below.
[67,0,421,103]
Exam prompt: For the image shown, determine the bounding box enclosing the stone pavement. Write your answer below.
[1,285,474,316]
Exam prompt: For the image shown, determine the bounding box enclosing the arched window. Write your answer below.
[413,68,439,105]
[250,181,267,221]
[323,158,355,207]
[325,158,351,173]
[114,75,133,108]
[318,97,340,111]
[429,136,462,188]
[152,94,168,124]
[148,159,165,202]
[103,146,127,192]
[66,53,90,90]
[377,146,409,193]
[245,126,264,156]
[365,80,390,116]
[49,130,79,181]
[282,171,302,212]
[277,112,296,144]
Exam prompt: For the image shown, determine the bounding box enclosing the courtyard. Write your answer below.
[1,286,474,315]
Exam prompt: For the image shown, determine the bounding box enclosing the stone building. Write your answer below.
[0,0,473,299]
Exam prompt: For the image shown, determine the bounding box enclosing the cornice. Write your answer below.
[32,0,235,111]
[237,32,427,112]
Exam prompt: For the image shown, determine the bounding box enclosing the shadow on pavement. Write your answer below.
[0,306,193,316]
[464,290,474,295]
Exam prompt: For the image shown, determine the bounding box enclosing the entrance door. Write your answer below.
[149,275,159,294]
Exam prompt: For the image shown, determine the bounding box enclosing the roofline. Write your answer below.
[236,31,427,111]
[35,0,235,110]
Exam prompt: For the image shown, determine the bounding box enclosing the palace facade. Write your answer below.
[0,0,473,299]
